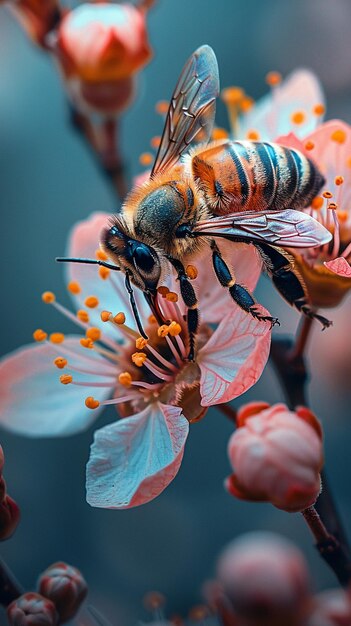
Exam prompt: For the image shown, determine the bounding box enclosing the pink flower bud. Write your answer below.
[217,532,311,626]
[7,592,57,626]
[6,0,60,48]
[309,589,351,626]
[0,495,20,540]
[38,562,87,623]
[55,3,152,115]
[226,402,323,512]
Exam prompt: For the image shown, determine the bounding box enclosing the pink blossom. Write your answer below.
[226,402,323,512]
[38,562,87,623]
[7,592,58,626]
[0,444,20,541]
[309,589,351,626]
[0,212,271,509]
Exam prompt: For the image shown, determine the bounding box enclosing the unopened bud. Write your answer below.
[38,562,87,623]
[7,592,57,626]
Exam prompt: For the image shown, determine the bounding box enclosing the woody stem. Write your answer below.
[217,404,237,423]
[0,558,23,607]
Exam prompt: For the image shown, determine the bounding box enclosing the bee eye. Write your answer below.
[132,244,155,273]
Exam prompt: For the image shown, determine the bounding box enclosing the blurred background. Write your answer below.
[1,0,351,623]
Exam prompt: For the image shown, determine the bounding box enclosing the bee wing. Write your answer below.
[194,209,332,248]
[151,45,219,176]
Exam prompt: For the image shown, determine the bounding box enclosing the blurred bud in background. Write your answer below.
[308,589,351,626]
[226,402,323,512]
[216,532,312,626]
[4,0,61,48]
[38,561,87,623]
[54,2,153,116]
[0,445,20,541]
[7,592,58,625]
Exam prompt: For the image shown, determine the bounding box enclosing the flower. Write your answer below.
[226,402,323,512]
[308,589,351,626]
[54,2,152,115]
[7,592,58,626]
[216,532,311,626]
[5,0,60,48]
[38,562,87,623]
[278,121,351,308]
[0,445,20,541]
[0,212,271,509]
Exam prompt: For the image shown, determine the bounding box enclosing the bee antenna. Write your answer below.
[55,257,121,271]
[125,271,148,340]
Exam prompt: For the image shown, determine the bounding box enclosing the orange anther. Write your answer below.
[331,129,347,144]
[150,135,161,149]
[168,321,182,336]
[266,71,282,87]
[157,325,169,337]
[85,396,100,410]
[155,100,169,115]
[212,127,229,140]
[136,336,148,350]
[67,281,81,295]
[86,327,101,341]
[347,157,351,168]
[60,374,72,385]
[241,96,254,112]
[77,309,89,323]
[99,266,110,280]
[166,292,178,302]
[148,314,157,324]
[95,248,108,261]
[291,111,305,125]
[186,264,198,279]
[42,291,55,304]
[33,329,47,342]
[132,352,147,367]
[114,312,126,325]
[323,191,333,199]
[246,130,260,141]
[50,332,65,344]
[139,152,153,166]
[313,103,325,116]
[118,372,132,387]
[337,210,348,223]
[157,286,170,297]
[85,296,99,308]
[221,86,244,106]
[335,175,344,185]
[143,592,166,611]
[311,196,324,209]
[100,310,111,322]
[80,338,94,349]
[328,202,338,210]
[305,141,315,151]
[54,357,67,369]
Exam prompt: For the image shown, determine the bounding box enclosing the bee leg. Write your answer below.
[167,257,199,361]
[256,243,332,329]
[211,242,279,327]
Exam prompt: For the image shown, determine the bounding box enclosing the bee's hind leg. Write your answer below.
[256,243,332,330]
[211,242,279,328]
[167,257,199,361]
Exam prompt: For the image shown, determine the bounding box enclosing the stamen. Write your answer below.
[291,111,305,125]
[157,286,170,297]
[341,241,351,260]
[60,374,72,385]
[132,352,147,367]
[148,315,157,324]
[221,86,245,138]
[311,196,324,210]
[99,266,110,280]
[331,129,347,144]
[166,292,178,302]
[136,336,148,350]
[95,249,108,261]
[100,310,112,322]
[50,333,65,344]
[155,100,169,115]
[313,103,325,116]
[331,208,341,259]
[70,380,115,388]
[265,71,282,87]
[158,325,169,337]
[168,321,182,336]
[186,265,198,280]
[86,327,101,342]
[119,372,132,387]
[165,335,183,366]
[139,152,153,166]
[54,357,67,369]
[42,291,55,304]
[145,343,178,372]
[305,141,314,151]
[337,210,348,223]
[335,175,344,186]
[85,397,100,410]
[246,130,260,141]
[100,395,138,407]
[33,329,47,342]
[241,96,254,112]
[67,281,81,295]
[85,296,99,309]
[48,341,117,374]
[77,310,89,323]
[80,338,94,349]
[323,191,333,199]
[151,136,161,149]
[142,359,173,381]
[212,127,229,140]
[114,312,126,324]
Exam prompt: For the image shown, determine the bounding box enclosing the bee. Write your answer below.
[58,46,332,360]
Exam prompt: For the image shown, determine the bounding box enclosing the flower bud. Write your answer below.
[309,589,351,626]
[6,0,60,48]
[38,562,87,623]
[7,592,57,626]
[217,532,311,626]
[226,402,323,512]
[55,3,152,115]
[0,495,20,540]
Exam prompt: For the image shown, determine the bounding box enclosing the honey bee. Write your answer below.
[58,46,332,360]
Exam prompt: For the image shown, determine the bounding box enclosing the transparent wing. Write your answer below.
[194,209,332,248]
[151,45,219,176]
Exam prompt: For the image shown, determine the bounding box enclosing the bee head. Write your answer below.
[101,217,161,292]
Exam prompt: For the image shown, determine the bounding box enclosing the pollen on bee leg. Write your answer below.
[136,336,148,350]
[85,396,100,410]
[158,325,169,337]
[157,286,169,297]
[86,327,101,341]
[114,312,126,325]
[77,309,89,323]
[85,296,99,309]
[291,110,306,125]
[265,71,282,87]
[131,352,147,367]
[186,264,198,280]
[41,291,55,304]
[67,281,81,295]
[50,332,65,344]
[54,357,67,369]
[166,291,178,302]
[60,374,72,385]
[95,248,108,261]
[99,266,110,280]
[311,196,324,210]
[118,372,132,387]
[100,310,112,322]
[33,329,47,342]
[168,321,182,336]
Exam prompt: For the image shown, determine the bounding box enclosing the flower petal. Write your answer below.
[240,70,324,141]
[0,337,114,437]
[198,308,271,405]
[86,403,189,508]
[324,257,351,278]
[66,212,150,335]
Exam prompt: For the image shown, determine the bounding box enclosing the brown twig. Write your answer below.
[216,404,237,423]
[0,558,23,607]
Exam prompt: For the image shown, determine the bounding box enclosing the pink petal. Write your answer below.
[0,337,114,437]
[66,212,149,334]
[240,69,324,141]
[324,257,351,278]
[86,403,189,508]
[198,308,271,405]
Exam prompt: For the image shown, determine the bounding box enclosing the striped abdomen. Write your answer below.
[191,140,325,216]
